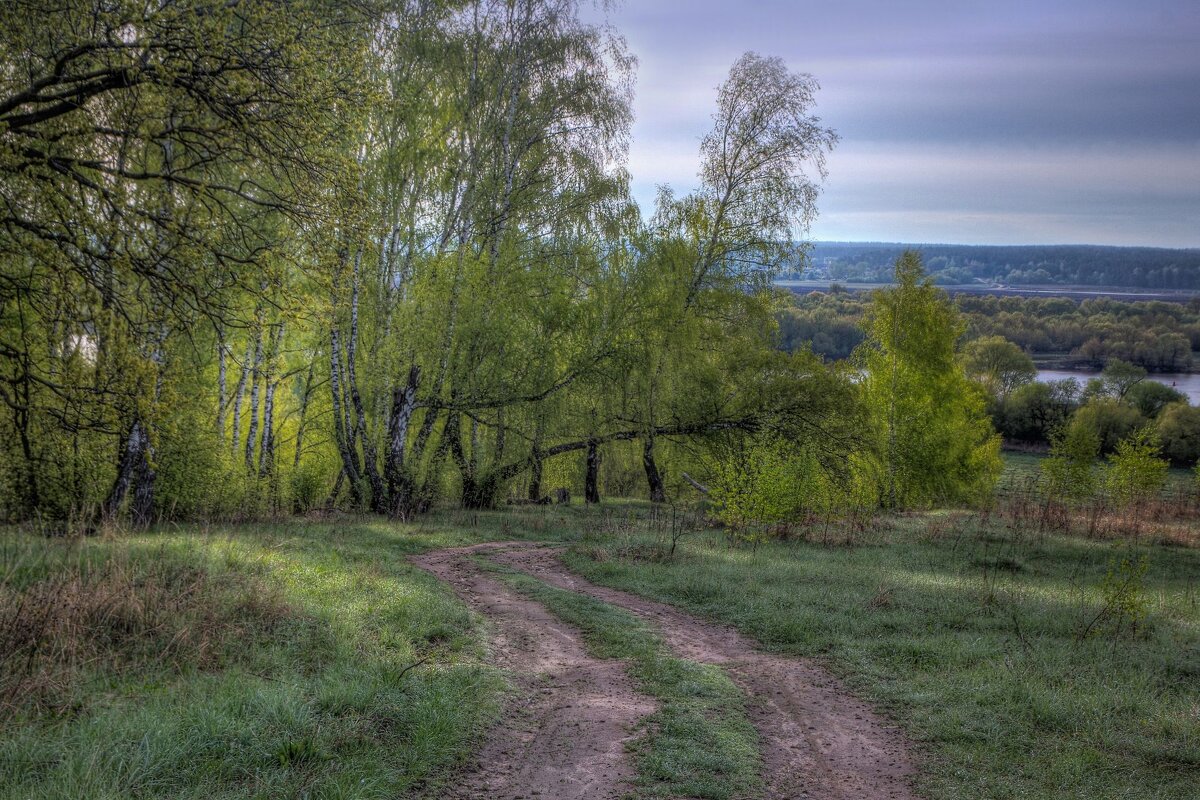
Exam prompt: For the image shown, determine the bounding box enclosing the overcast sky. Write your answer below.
[593,0,1200,247]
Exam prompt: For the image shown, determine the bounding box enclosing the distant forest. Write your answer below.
[780,292,1200,372]
[790,242,1200,290]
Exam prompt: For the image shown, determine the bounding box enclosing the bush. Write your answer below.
[1073,399,1145,454]
[1104,428,1169,510]
[1127,381,1187,418]
[1156,402,1200,466]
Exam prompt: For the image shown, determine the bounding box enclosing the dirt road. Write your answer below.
[413,541,919,800]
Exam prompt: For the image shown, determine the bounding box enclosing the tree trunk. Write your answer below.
[258,324,284,478]
[102,418,148,522]
[230,342,252,453]
[258,378,277,477]
[293,360,316,469]
[329,324,363,507]
[346,249,386,512]
[216,335,227,434]
[130,436,157,527]
[244,326,263,469]
[528,448,544,501]
[385,365,421,516]
[585,439,600,504]
[643,437,667,503]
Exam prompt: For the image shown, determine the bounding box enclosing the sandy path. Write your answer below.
[481,541,920,800]
[410,547,656,800]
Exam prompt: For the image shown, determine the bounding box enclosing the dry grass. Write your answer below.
[0,543,289,718]
[994,487,1200,547]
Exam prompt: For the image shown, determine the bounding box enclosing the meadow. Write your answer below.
[2,490,1196,799]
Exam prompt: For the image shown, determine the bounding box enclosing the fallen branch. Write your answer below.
[681,472,710,495]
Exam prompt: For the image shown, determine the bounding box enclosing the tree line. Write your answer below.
[793,243,1200,290]
[783,292,1200,373]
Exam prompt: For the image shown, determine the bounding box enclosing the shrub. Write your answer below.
[1156,402,1200,466]
[1104,428,1169,510]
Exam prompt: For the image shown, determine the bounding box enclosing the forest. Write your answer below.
[2,3,1197,800]
[789,241,1200,289]
[781,290,1200,371]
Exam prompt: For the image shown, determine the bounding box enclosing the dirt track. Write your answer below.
[411,546,655,799]
[413,541,919,800]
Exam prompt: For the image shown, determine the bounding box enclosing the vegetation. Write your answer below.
[856,253,1001,508]
[561,507,1200,800]
[783,291,1200,372]
[3,3,1195,800]
[792,242,1200,289]
[0,518,513,799]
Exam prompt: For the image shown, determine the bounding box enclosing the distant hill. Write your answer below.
[794,242,1200,290]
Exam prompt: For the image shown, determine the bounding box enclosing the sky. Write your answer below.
[590,0,1200,248]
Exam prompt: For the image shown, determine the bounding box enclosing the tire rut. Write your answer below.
[478,541,920,800]
[410,547,656,800]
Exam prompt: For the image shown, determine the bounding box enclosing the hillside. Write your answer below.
[795,242,1200,289]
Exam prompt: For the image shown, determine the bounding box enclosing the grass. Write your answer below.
[560,509,1200,800]
[480,557,761,799]
[0,515,533,800]
[3,502,1197,799]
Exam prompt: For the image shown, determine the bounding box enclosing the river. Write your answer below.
[1035,369,1200,404]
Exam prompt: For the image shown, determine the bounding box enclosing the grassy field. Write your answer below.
[561,509,1200,800]
[2,503,1197,799]
[0,515,532,800]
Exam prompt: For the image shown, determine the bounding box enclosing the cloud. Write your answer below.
[594,0,1200,247]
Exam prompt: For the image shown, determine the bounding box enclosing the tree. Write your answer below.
[0,0,372,524]
[1126,381,1186,418]
[857,252,1002,508]
[1073,399,1144,455]
[621,52,838,503]
[1100,359,1147,400]
[1105,428,1169,510]
[1157,403,1200,466]
[996,379,1080,443]
[1041,420,1101,501]
[961,335,1036,398]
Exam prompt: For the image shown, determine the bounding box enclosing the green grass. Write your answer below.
[5,503,1197,799]
[560,510,1200,800]
[480,558,761,800]
[0,515,537,800]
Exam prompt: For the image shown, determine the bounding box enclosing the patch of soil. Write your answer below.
[410,546,656,800]
[485,542,920,800]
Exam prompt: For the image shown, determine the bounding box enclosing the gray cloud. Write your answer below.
[594,0,1200,247]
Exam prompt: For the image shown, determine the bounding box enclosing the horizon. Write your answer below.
[591,1,1200,250]
[807,240,1200,252]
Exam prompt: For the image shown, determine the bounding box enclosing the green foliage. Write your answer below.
[961,335,1037,397]
[857,252,1002,508]
[806,241,1200,290]
[1127,380,1187,417]
[1156,403,1200,466]
[1073,398,1145,454]
[1041,420,1101,500]
[1081,545,1151,640]
[1100,358,1148,399]
[1105,428,1170,509]
[786,290,1200,373]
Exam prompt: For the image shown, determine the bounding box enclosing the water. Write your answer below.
[1035,369,1200,404]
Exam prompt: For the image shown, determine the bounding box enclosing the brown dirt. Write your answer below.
[410,545,656,800]
[484,541,920,800]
